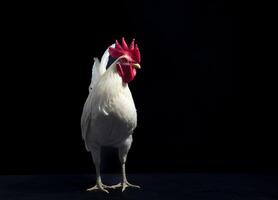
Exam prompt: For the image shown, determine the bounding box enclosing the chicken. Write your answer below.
[81,37,141,193]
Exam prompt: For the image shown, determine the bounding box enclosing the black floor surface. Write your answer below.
[0,173,278,200]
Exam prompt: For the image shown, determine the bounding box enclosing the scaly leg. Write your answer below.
[120,162,140,192]
[87,147,109,193]
[113,136,140,192]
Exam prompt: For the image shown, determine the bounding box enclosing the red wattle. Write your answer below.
[116,63,136,83]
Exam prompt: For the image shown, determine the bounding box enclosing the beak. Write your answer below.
[132,63,141,69]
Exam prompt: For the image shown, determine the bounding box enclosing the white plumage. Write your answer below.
[81,42,140,192]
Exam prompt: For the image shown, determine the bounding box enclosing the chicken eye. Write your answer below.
[121,58,129,63]
[118,58,131,66]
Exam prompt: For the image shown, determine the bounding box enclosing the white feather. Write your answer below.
[81,50,137,150]
[89,44,115,91]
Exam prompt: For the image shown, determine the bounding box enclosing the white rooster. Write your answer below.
[81,38,141,193]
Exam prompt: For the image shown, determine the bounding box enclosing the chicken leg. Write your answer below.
[86,147,110,193]
[113,138,140,192]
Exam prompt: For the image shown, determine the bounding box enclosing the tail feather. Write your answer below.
[82,43,115,150]
[89,57,100,91]
[89,43,115,91]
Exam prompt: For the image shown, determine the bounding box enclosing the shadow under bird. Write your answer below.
[81,37,141,193]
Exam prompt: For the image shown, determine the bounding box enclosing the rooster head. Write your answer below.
[109,37,141,83]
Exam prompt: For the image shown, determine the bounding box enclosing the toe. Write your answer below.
[87,185,98,191]
[110,183,122,189]
[86,185,109,193]
[100,187,109,193]
[126,182,141,188]
[122,183,127,192]
[103,183,121,189]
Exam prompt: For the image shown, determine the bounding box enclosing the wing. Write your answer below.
[81,91,93,142]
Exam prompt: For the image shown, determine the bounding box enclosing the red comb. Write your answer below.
[109,37,141,63]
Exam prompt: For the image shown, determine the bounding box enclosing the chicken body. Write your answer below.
[84,65,137,148]
[81,43,140,192]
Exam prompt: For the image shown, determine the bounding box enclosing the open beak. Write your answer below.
[132,63,141,69]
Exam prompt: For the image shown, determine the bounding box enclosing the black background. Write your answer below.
[0,0,275,175]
